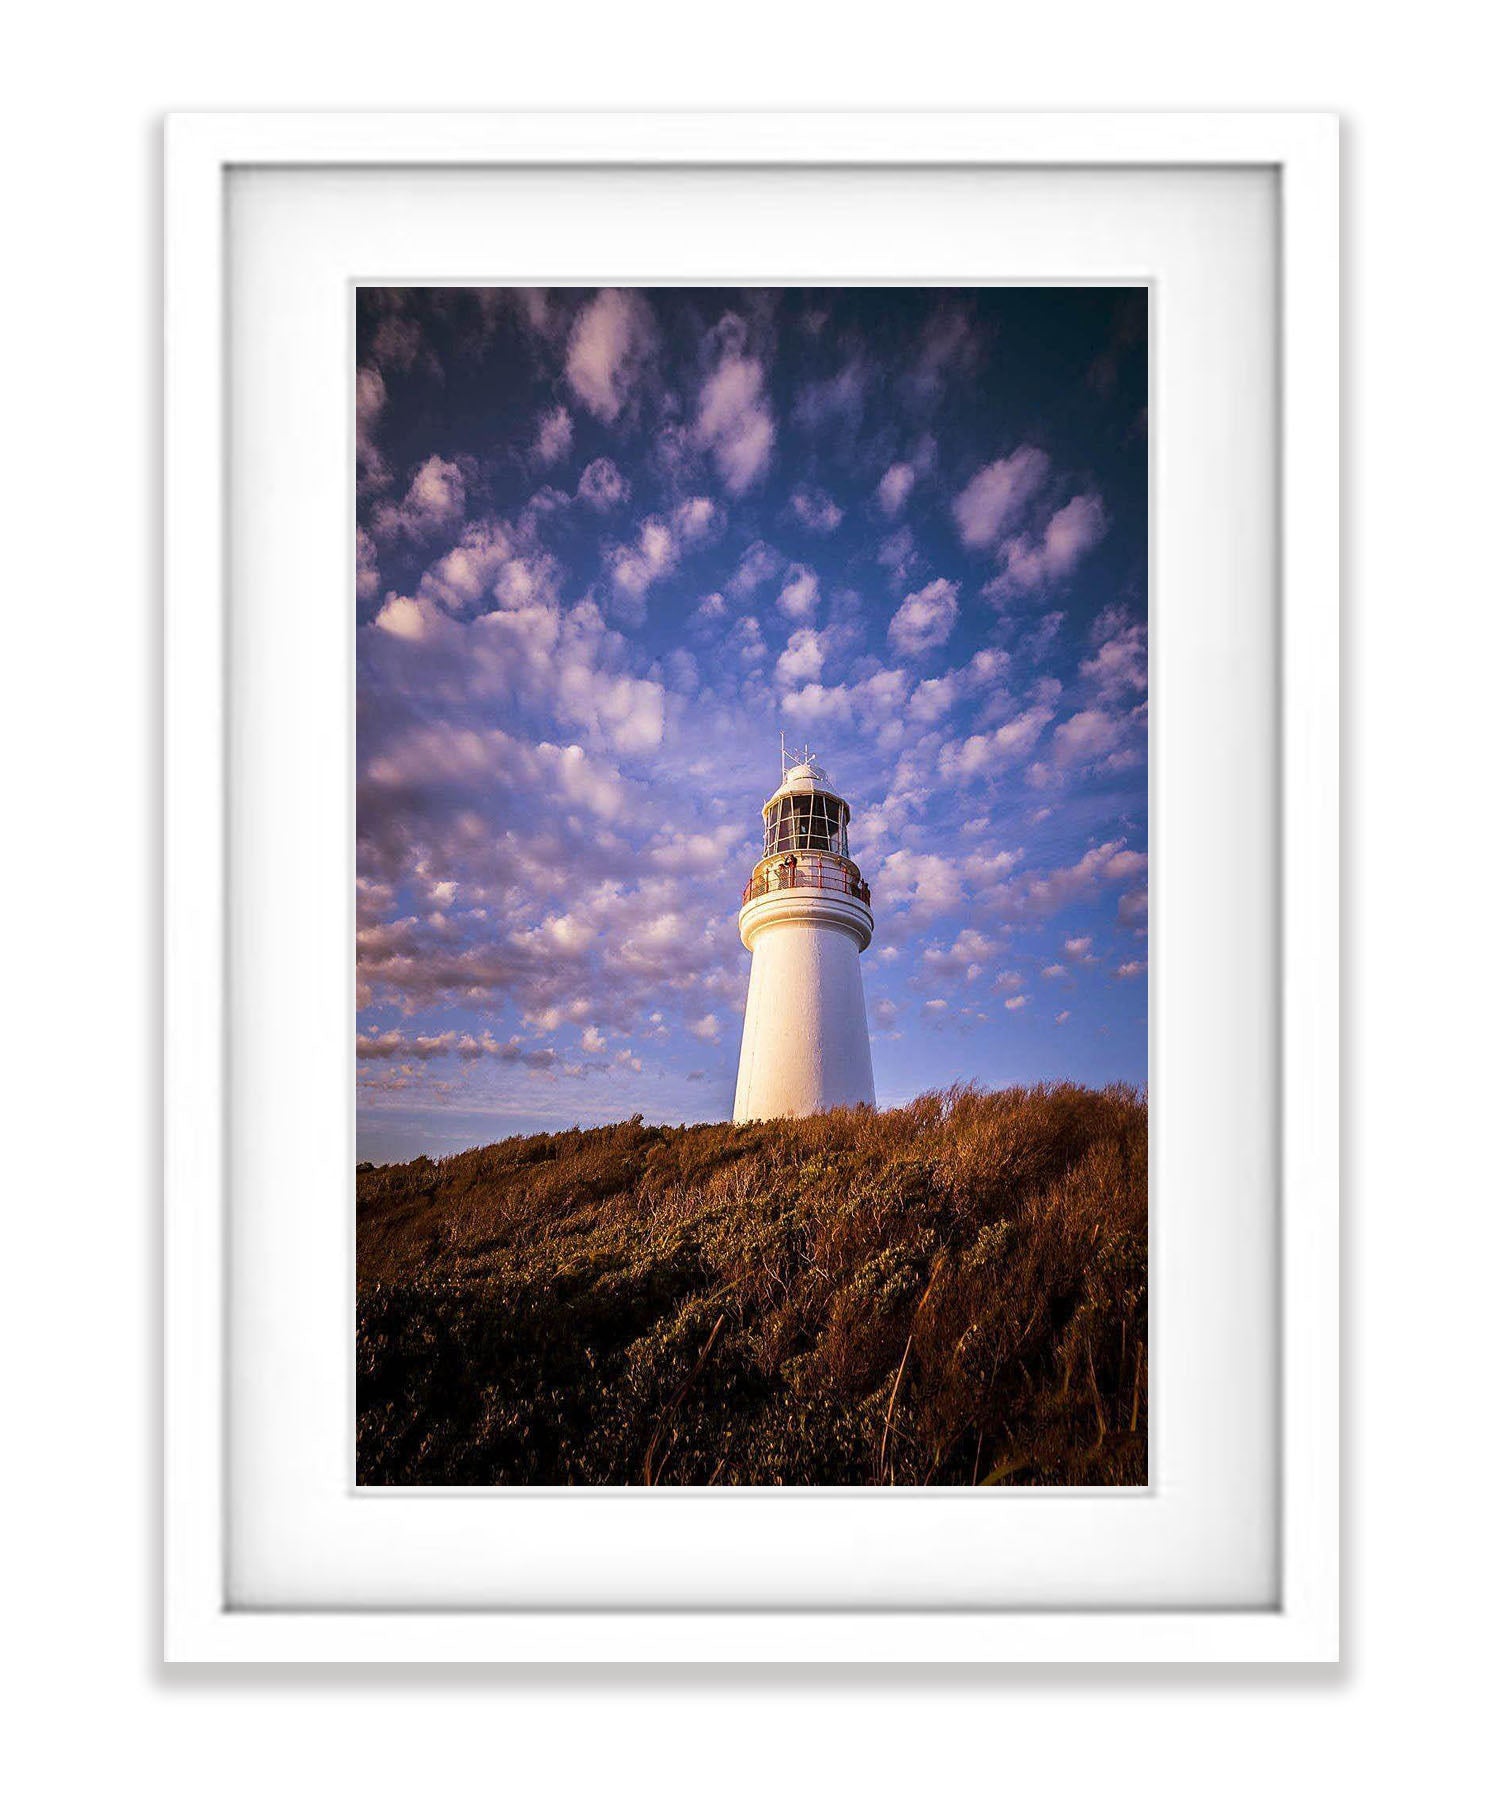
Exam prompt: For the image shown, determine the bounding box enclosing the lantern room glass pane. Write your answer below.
[764,790,852,860]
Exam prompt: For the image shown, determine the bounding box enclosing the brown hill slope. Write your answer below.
[357,1083,1147,1486]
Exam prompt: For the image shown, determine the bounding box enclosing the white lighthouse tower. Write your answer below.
[732,747,877,1122]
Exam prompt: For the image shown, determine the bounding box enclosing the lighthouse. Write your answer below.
[732,748,877,1122]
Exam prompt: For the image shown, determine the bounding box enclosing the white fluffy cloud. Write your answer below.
[1082,608,1147,697]
[607,518,677,613]
[566,289,656,422]
[603,499,720,623]
[695,319,775,493]
[374,594,426,640]
[952,447,1050,549]
[938,704,1055,781]
[877,461,916,517]
[372,455,466,543]
[995,493,1108,594]
[1050,705,1133,769]
[986,840,1147,923]
[728,540,782,598]
[921,928,998,980]
[878,849,965,920]
[776,564,820,622]
[888,578,960,657]
[775,627,827,688]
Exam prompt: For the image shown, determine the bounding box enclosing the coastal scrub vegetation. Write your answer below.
[357,1083,1147,1486]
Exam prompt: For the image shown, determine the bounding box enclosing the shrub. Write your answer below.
[356,1083,1147,1486]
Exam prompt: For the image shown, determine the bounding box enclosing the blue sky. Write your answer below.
[356,286,1147,1163]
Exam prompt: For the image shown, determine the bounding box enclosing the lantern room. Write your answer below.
[761,759,851,859]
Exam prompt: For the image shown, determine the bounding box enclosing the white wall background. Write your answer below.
[2,4,1494,1790]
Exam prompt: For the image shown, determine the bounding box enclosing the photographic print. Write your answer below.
[355,286,1147,1486]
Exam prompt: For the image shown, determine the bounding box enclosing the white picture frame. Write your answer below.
[165,111,1338,1663]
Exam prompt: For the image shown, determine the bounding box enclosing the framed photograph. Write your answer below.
[165,112,1338,1661]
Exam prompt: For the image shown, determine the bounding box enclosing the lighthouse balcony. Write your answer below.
[741,854,872,910]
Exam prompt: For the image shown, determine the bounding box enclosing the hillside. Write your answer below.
[357,1083,1147,1486]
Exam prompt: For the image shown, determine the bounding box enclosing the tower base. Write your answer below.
[733,913,876,1123]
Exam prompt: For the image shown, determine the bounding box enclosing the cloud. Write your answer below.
[777,564,820,622]
[728,540,782,599]
[907,647,1008,726]
[602,497,723,625]
[982,840,1148,924]
[364,564,669,761]
[686,1013,722,1043]
[937,704,1054,781]
[1114,960,1147,980]
[877,461,917,517]
[1118,885,1148,929]
[606,517,678,617]
[374,595,427,641]
[533,405,573,465]
[876,527,920,585]
[794,357,868,433]
[878,849,965,921]
[356,364,391,493]
[920,929,997,981]
[727,616,767,666]
[688,592,729,640]
[994,494,1108,594]
[780,666,911,739]
[365,296,432,375]
[372,455,466,543]
[576,456,630,510]
[673,496,722,544]
[1004,994,1029,1011]
[364,725,629,822]
[566,289,656,422]
[790,487,843,533]
[888,578,959,657]
[695,318,775,493]
[415,518,557,616]
[902,306,980,409]
[952,447,1050,549]
[1081,608,1147,698]
[1049,705,1140,773]
[356,526,380,604]
[357,1026,557,1068]
[775,627,827,688]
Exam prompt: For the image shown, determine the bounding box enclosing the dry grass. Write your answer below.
[357,1082,1147,1486]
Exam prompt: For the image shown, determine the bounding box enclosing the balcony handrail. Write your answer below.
[741,858,873,908]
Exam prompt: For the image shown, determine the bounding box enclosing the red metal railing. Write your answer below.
[742,857,872,908]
